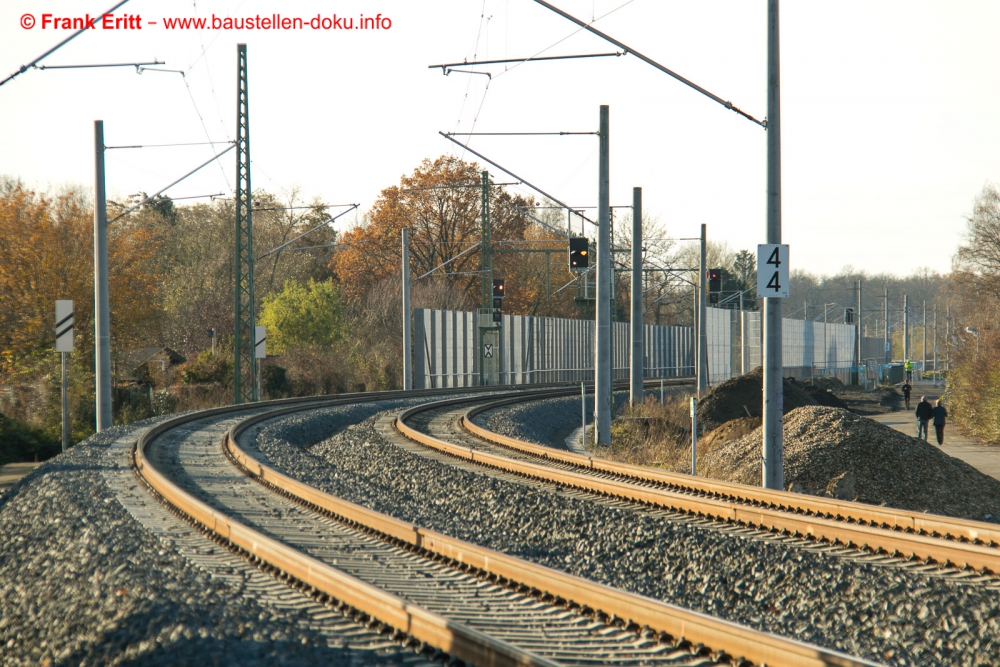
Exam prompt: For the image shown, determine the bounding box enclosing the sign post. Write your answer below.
[690,397,698,476]
[55,300,74,452]
[254,326,266,400]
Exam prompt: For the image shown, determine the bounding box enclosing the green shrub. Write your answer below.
[179,349,232,386]
[0,412,59,465]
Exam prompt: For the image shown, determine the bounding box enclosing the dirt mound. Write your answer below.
[700,416,761,451]
[699,406,1000,520]
[803,385,848,409]
[808,376,845,391]
[696,367,817,431]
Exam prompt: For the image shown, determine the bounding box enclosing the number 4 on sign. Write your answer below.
[757,244,790,298]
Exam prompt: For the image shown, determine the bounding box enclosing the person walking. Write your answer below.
[915,396,933,441]
[901,381,912,409]
[932,399,948,446]
[904,359,914,383]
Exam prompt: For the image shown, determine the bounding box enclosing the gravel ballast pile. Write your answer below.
[248,403,1000,666]
[700,406,1000,519]
[0,421,430,666]
[697,367,817,430]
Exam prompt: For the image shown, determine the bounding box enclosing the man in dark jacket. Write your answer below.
[932,400,948,446]
[915,397,933,440]
[901,382,912,409]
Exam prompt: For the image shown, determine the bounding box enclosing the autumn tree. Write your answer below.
[0,180,166,440]
[331,156,534,309]
[157,190,335,352]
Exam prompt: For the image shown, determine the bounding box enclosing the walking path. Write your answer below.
[868,380,1000,482]
[0,461,41,494]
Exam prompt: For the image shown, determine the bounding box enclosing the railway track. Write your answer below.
[392,389,1000,578]
[131,384,875,667]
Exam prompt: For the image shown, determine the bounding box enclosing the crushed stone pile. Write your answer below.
[700,416,760,450]
[699,406,1000,520]
[697,366,817,430]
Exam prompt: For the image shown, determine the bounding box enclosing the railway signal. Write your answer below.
[708,268,722,292]
[569,237,589,270]
[492,279,505,298]
[845,308,855,324]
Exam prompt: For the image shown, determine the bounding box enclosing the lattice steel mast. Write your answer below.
[234,43,257,403]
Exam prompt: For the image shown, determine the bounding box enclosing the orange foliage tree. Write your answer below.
[0,182,165,371]
[331,156,538,309]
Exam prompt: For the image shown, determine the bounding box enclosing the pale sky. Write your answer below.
[2,0,998,277]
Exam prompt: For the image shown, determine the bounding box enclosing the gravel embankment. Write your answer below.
[0,419,427,666]
[700,406,1000,519]
[249,403,1000,667]
[480,389,684,447]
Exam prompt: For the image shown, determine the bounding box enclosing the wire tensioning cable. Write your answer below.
[0,0,132,87]
[430,51,623,71]
[416,242,483,280]
[36,60,163,70]
[105,140,233,149]
[109,144,235,224]
[531,0,765,128]
[256,205,359,261]
[439,132,597,226]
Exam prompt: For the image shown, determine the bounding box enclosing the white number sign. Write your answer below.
[757,244,789,299]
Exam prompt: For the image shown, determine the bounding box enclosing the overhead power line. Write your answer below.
[36,60,163,71]
[531,0,765,128]
[446,131,598,136]
[257,205,360,261]
[105,140,233,150]
[0,0,133,87]
[439,131,597,226]
[429,51,623,71]
[109,144,235,223]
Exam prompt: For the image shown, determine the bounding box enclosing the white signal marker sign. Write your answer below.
[757,244,790,299]
[254,325,266,359]
[55,300,74,352]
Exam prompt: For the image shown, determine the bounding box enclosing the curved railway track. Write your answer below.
[130,384,874,667]
[392,389,1000,578]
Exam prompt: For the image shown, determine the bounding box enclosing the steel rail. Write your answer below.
[393,393,1000,572]
[381,391,992,577]
[132,386,564,667]
[222,385,873,667]
[456,396,1000,571]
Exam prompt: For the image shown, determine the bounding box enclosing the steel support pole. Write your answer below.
[922,300,927,380]
[762,0,784,490]
[856,280,863,385]
[740,291,747,375]
[697,223,708,398]
[594,105,612,445]
[61,352,69,452]
[402,228,412,390]
[629,187,643,405]
[933,303,938,387]
[883,288,889,364]
[945,306,950,367]
[690,397,698,476]
[903,295,909,362]
[93,120,112,430]
[234,44,256,403]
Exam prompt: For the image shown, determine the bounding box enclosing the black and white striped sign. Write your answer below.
[254,325,266,359]
[55,300,74,352]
